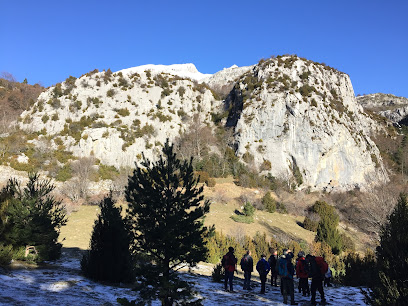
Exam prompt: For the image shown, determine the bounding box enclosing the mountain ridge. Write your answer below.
[15,56,390,191]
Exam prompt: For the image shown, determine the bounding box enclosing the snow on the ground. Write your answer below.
[0,251,367,305]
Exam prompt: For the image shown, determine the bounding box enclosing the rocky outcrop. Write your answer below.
[357,93,408,123]
[19,64,223,168]
[17,58,389,191]
[225,55,388,191]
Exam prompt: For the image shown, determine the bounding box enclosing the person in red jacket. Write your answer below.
[296,251,310,296]
[222,247,237,292]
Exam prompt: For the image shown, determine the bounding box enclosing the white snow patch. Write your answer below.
[0,252,368,305]
[118,63,212,82]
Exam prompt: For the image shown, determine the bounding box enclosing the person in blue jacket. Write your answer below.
[256,254,271,294]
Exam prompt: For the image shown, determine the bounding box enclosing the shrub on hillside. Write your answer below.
[98,164,119,180]
[195,171,216,187]
[106,89,116,98]
[262,192,276,213]
[230,214,253,224]
[243,202,255,217]
[303,212,320,232]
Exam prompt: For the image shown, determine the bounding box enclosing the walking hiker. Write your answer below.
[222,247,237,292]
[324,267,332,287]
[296,251,310,297]
[278,249,296,305]
[268,248,278,287]
[256,254,270,294]
[305,254,328,305]
[240,250,254,290]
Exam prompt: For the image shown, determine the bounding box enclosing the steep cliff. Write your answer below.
[225,55,388,190]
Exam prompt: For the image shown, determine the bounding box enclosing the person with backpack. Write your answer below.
[296,251,310,297]
[305,254,328,305]
[256,254,271,294]
[240,250,254,290]
[268,248,278,287]
[222,247,238,292]
[278,249,296,305]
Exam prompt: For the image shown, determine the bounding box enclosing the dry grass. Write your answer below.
[59,205,100,250]
[58,181,369,253]
[203,182,315,244]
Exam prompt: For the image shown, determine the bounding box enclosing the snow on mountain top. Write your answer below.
[118,63,212,82]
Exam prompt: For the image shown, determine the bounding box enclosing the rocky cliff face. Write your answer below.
[357,93,408,123]
[225,56,388,190]
[19,65,222,168]
[18,57,389,191]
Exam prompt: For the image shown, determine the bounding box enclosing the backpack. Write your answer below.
[278,257,289,278]
[222,253,236,272]
[240,255,248,270]
[257,259,269,275]
[268,255,277,271]
[315,256,328,275]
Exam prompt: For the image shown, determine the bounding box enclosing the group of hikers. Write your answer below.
[222,247,332,305]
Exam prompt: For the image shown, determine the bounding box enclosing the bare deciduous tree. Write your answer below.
[357,184,399,239]
[174,114,215,160]
[70,157,96,199]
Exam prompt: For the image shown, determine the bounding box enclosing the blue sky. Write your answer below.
[1,0,407,97]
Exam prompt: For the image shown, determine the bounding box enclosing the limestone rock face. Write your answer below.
[357,93,408,123]
[225,56,388,190]
[19,64,222,168]
[18,58,389,191]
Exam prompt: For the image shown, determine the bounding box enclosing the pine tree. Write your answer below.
[312,201,342,254]
[81,194,133,283]
[125,140,212,305]
[1,173,67,261]
[262,191,276,213]
[366,193,408,305]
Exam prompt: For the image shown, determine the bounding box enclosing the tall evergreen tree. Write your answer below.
[365,193,408,305]
[81,194,134,283]
[125,140,212,305]
[1,173,67,261]
[312,201,342,254]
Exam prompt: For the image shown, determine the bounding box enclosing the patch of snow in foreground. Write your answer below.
[0,251,367,305]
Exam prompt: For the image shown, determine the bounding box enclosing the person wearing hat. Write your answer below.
[296,251,310,297]
[222,247,238,292]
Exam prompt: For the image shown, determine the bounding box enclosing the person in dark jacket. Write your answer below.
[256,254,271,294]
[296,251,310,296]
[222,247,237,292]
[268,248,278,287]
[305,254,327,305]
[278,249,296,305]
[240,250,254,290]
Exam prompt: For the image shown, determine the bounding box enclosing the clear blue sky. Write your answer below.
[1,0,407,97]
